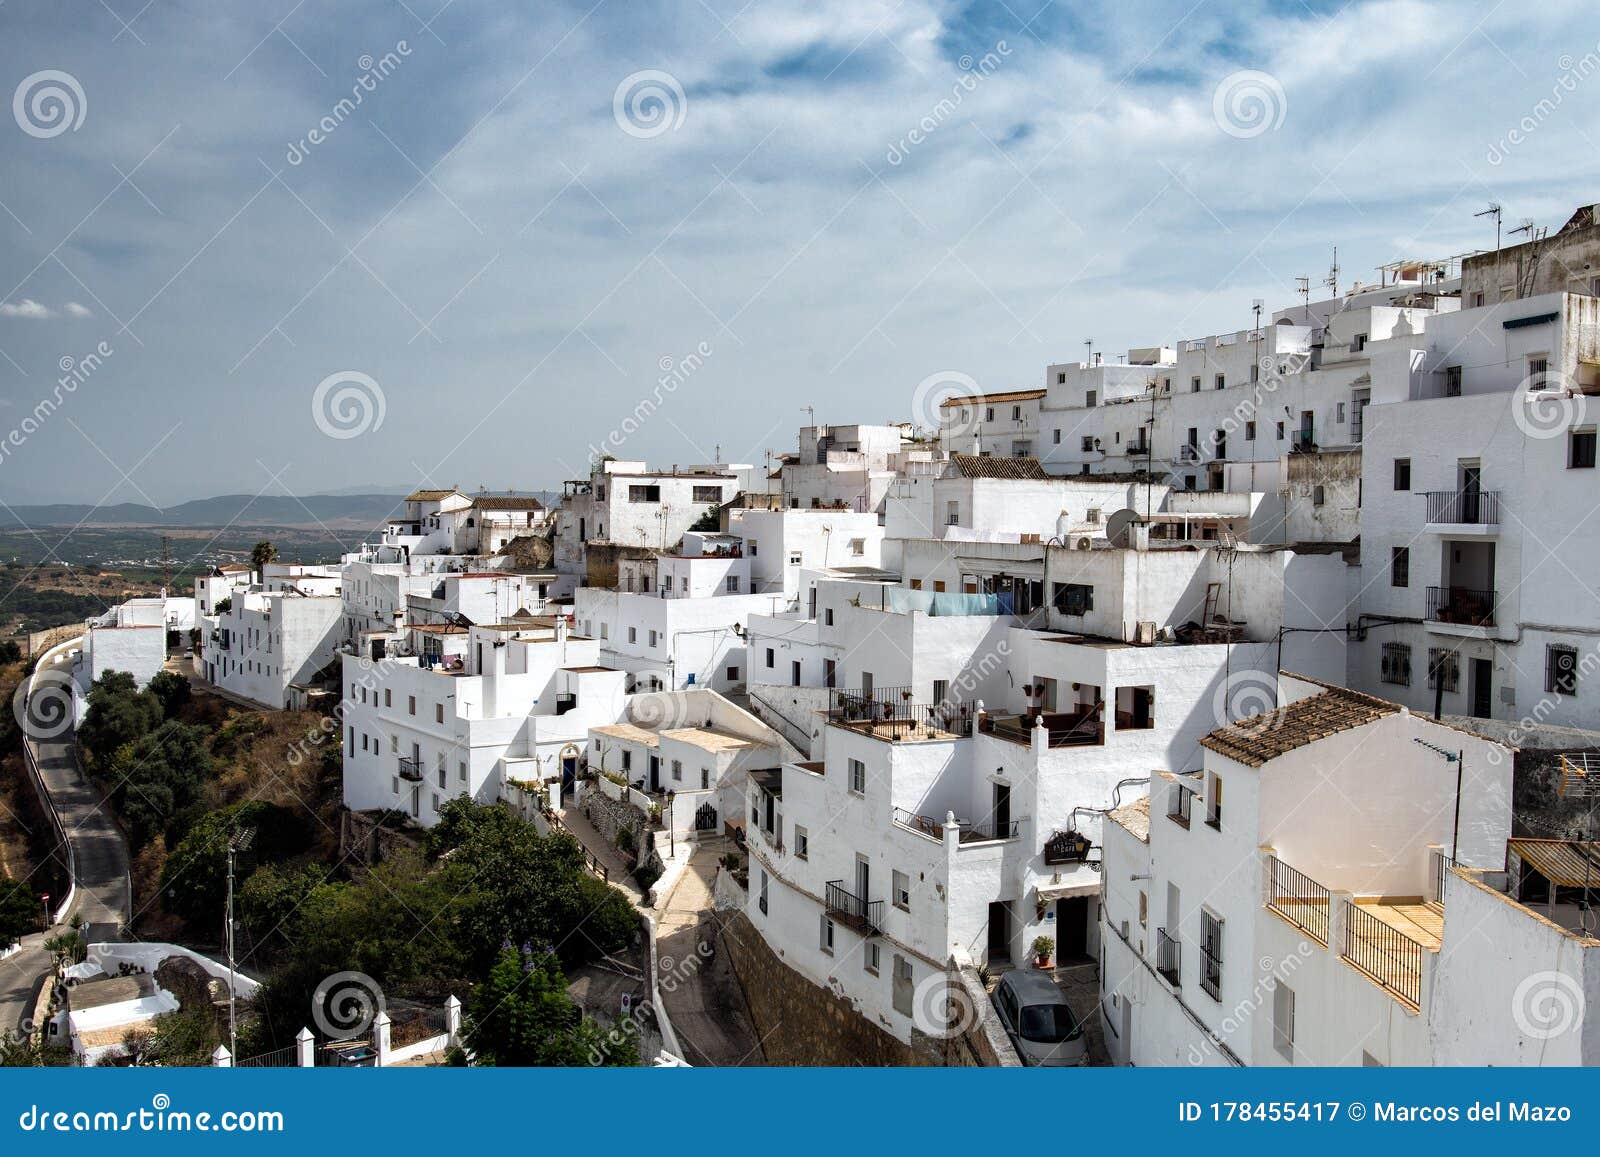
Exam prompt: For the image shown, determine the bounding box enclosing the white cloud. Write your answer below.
[64,301,93,318]
[0,298,54,319]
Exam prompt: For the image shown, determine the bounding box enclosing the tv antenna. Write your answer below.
[1324,247,1340,298]
[1084,338,1094,366]
[1475,203,1503,251]
[1296,277,1310,309]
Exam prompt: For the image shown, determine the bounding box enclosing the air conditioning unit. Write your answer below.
[1135,620,1157,645]
[1077,537,1092,550]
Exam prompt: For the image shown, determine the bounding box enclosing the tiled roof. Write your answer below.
[1199,684,1398,768]
[949,454,1053,481]
[472,495,545,511]
[938,388,1047,408]
[1107,796,1150,842]
[405,488,461,502]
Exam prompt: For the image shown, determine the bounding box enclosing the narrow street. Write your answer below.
[0,641,132,1036]
[653,841,762,1067]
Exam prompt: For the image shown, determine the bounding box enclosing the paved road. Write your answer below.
[0,642,132,1036]
[654,841,763,1066]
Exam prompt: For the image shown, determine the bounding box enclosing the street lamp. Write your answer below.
[225,826,257,1061]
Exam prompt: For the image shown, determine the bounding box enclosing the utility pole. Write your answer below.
[1083,337,1093,367]
[1325,247,1340,299]
[225,827,256,1061]
[161,535,170,592]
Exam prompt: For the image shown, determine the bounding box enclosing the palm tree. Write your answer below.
[250,540,276,582]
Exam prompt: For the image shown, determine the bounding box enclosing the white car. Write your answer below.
[991,969,1087,1066]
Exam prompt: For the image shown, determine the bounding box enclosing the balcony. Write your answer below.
[397,756,423,782]
[1155,927,1181,985]
[1427,585,1496,628]
[979,706,1104,748]
[1264,855,1330,946]
[1341,899,1430,1010]
[1422,490,1501,527]
[827,687,974,742]
[824,880,882,936]
[892,807,1021,844]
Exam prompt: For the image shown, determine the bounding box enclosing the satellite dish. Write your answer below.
[1105,508,1142,547]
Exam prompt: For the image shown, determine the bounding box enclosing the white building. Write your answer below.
[1092,672,1600,1067]
[341,616,624,825]
[726,507,886,599]
[199,587,343,709]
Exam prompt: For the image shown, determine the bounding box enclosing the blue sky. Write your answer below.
[0,0,1596,505]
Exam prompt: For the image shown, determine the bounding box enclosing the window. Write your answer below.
[946,500,960,526]
[1336,402,1346,423]
[671,759,682,781]
[1445,365,1462,396]
[628,484,661,502]
[408,695,416,716]
[1548,644,1579,695]
[627,626,636,644]
[1205,773,1223,829]
[849,538,865,556]
[1057,371,1066,384]
[1428,648,1460,693]
[1391,546,1410,588]
[765,648,775,668]
[663,575,673,592]
[1527,355,1549,385]
[1312,485,1326,506]
[985,407,994,421]
[435,703,444,724]
[1053,429,1061,444]
[1081,435,1095,452]
[795,825,808,860]
[1570,428,1597,469]
[1085,390,1097,407]
[1273,982,1296,1061]
[892,956,914,1016]
[1011,404,1022,420]
[432,793,440,812]
[1086,507,1102,525]
[848,758,866,794]
[1245,420,1255,441]
[725,575,739,592]
[459,761,467,783]
[749,540,757,557]
[820,915,834,954]
[701,767,710,789]
[893,869,911,911]
[1214,373,1225,390]
[384,688,392,707]
[864,941,879,974]
[648,629,657,648]
[1275,421,1284,440]
[622,750,632,772]
[1190,376,1201,392]
[1352,333,1367,352]
[692,484,721,503]
[1138,891,1147,927]
[788,551,802,566]
[1052,582,1093,615]
[758,870,768,915]
[1393,458,1411,490]
[1381,642,1412,687]
[1200,911,1222,1000]
[825,609,834,626]
[726,665,739,681]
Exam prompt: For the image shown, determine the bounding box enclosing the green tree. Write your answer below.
[113,721,214,849]
[0,640,21,665]
[0,877,39,944]
[214,596,232,616]
[460,947,633,1067]
[123,1006,220,1067]
[147,670,191,719]
[160,801,312,932]
[250,541,276,580]
[77,670,162,765]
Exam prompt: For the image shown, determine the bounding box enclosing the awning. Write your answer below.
[1508,838,1600,889]
[1038,878,1101,901]
[1503,311,1559,330]
[750,767,784,798]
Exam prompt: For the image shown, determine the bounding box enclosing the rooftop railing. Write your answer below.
[827,687,975,741]
[1341,900,1424,1009]
[1264,855,1330,946]
[979,706,1104,748]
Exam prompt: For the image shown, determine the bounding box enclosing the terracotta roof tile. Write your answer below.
[938,388,1047,408]
[1199,684,1399,767]
[949,454,1053,481]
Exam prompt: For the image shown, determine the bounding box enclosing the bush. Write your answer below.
[633,861,662,894]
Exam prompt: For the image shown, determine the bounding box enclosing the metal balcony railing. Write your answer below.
[1422,490,1501,525]
[1265,855,1331,946]
[398,756,423,782]
[979,707,1103,748]
[827,688,974,741]
[1156,928,1181,985]
[1427,585,1496,627]
[1341,901,1424,1009]
[824,880,883,936]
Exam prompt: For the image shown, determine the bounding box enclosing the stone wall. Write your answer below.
[582,782,663,882]
[340,808,423,869]
[584,542,661,592]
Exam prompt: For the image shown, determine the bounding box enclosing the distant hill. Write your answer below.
[0,493,412,529]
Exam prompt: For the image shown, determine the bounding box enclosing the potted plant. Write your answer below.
[1031,935,1055,970]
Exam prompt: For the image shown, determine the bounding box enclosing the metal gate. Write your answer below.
[694,802,718,832]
